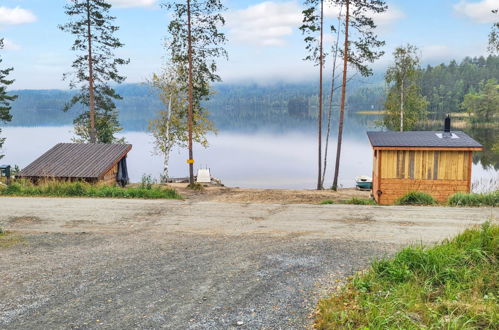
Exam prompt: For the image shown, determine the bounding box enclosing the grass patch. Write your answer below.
[396,191,437,206]
[343,197,377,205]
[448,191,499,207]
[0,229,24,248]
[320,200,335,205]
[0,180,182,199]
[316,222,499,329]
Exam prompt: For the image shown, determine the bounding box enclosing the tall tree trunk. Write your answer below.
[162,94,172,183]
[322,6,343,188]
[400,79,404,131]
[86,0,96,143]
[187,0,195,185]
[332,0,349,191]
[317,0,324,190]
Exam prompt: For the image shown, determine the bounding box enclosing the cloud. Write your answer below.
[0,6,37,26]
[108,0,157,8]
[421,45,453,60]
[226,1,302,47]
[453,0,498,24]
[2,39,21,51]
[324,3,404,30]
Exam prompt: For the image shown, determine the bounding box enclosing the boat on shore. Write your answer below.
[355,176,372,190]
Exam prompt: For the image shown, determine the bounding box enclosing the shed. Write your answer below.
[17,143,132,186]
[367,124,483,205]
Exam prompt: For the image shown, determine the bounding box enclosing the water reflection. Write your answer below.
[1,125,498,190]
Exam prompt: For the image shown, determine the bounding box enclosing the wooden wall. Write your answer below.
[101,164,118,185]
[374,149,472,205]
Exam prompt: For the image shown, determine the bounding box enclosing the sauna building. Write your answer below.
[367,125,483,205]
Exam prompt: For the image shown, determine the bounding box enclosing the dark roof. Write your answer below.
[367,131,483,149]
[18,143,132,179]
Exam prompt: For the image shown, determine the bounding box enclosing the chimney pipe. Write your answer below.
[444,115,451,133]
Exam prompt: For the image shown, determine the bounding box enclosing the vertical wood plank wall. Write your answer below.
[374,150,472,205]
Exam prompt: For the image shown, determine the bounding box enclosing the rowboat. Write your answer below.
[355,176,372,190]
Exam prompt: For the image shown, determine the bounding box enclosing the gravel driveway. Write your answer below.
[0,197,497,329]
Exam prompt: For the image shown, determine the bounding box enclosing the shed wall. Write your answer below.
[374,150,472,205]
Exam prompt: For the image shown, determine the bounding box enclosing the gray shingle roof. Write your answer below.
[367,131,483,148]
[18,143,132,179]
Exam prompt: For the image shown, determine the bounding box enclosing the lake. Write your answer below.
[1,125,498,190]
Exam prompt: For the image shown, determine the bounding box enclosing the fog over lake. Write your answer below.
[2,126,498,190]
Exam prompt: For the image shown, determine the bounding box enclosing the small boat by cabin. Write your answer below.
[355,176,372,190]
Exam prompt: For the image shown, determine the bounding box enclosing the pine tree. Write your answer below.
[331,0,386,190]
[59,0,129,143]
[163,0,227,185]
[384,45,428,131]
[0,38,17,159]
[301,0,325,190]
[489,10,499,55]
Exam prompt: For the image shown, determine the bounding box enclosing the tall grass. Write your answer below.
[316,222,499,329]
[396,191,436,206]
[0,180,182,199]
[449,191,499,207]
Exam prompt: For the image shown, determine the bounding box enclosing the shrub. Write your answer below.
[344,197,377,205]
[396,191,436,205]
[448,191,499,207]
[320,200,335,205]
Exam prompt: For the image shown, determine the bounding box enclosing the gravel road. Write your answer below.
[0,197,497,329]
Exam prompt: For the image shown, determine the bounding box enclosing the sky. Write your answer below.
[0,0,497,90]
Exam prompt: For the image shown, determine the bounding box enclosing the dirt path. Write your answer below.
[0,197,496,244]
[0,197,497,329]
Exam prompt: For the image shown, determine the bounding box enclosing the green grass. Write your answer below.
[0,229,24,248]
[448,191,499,207]
[343,197,377,205]
[396,191,437,206]
[0,180,182,199]
[320,200,335,205]
[315,222,499,329]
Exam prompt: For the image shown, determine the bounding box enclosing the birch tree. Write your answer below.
[59,0,129,143]
[489,9,499,55]
[384,45,427,131]
[148,68,215,182]
[163,0,227,186]
[0,39,17,159]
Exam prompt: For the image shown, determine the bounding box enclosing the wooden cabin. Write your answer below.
[17,143,132,186]
[367,126,483,205]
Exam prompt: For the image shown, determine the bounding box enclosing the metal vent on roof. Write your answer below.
[435,133,459,139]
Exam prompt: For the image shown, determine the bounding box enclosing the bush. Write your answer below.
[0,179,181,200]
[316,222,499,329]
[344,197,377,205]
[396,191,437,205]
[448,191,499,207]
[320,200,335,205]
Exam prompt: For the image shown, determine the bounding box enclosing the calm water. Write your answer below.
[2,126,498,190]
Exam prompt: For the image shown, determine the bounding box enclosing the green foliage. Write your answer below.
[148,68,216,181]
[300,0,387,76]
[488,10,499,55]
[0,180,181,199]
[448,191,499,207]
[316,223,499,329]
[384,45,428,131]
[461,79,499,123]
[59,0,129,143]
[140,174,156,190]
[163,0,227,126]
[396,191,437,206]
[344,197,376,205]
[0,38,17,160]
[320,200,335,204]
